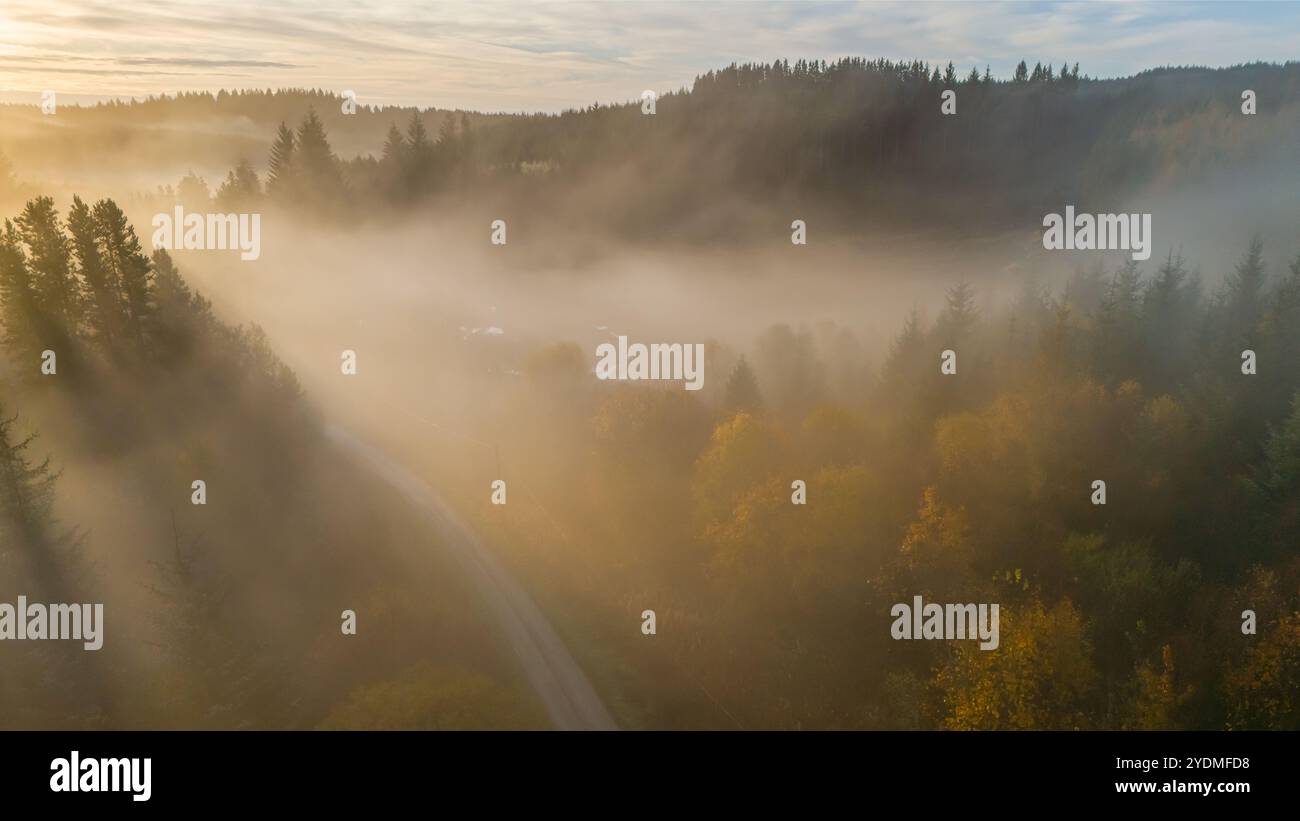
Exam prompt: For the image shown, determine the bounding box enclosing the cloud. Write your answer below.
[1,0,1297,112]
[117,58,300,68]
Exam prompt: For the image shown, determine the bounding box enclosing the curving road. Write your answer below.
[323,424,618,731]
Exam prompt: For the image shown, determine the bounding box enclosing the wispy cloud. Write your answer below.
[2,0,1297,112]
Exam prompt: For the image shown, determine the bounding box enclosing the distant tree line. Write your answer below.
[172,58,1300,240]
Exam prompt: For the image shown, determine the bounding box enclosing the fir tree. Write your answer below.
[266,122,296,197]
[405,111,434,191]
[723,356,762,413]
[215,160,262,209]
[0,219,42,360]
[68,195,125,353]
[13,199,76,319]
[93,199,154,352]
[0,407,80,596]
[294,107,344,201]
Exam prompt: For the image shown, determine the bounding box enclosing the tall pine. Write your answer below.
[266,122,296,198]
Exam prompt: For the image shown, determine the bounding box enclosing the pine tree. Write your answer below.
[882,307,925,392]
[379,122,408,198]
[406,111,434,191]
[0,407,79,595]
[295,107,344,201]
[456,112,476,180]
[68,195,125,353]
[176,172,211,210]
[14,197,80,329]
[0,404,103,725]
[1223,234,1266,343]
[938,281,978,340]
[93,199,154,352]
[7,198,81,374]
[723,356,762,413]
[215,161,262,209]
[266,122,296,197]
[381,122,407,166]
[151,248,212,366]
[0,219,42,360]
[1091,260,1143,381]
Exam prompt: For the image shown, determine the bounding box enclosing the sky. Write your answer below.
[1,0,1298,113]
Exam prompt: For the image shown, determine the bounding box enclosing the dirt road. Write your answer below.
[324,424,618,731]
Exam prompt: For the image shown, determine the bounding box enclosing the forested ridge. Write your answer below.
[0,197,542,728]
[7,58,1300,237]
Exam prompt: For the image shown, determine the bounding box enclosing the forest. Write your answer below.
[449,242,1300,729]
[0,196,542,728]
[5,56,1300,238]
[1,54,1297,729]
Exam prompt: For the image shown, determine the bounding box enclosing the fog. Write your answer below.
[5,64,1300,729]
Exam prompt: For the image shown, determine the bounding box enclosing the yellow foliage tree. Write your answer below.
[1223,611,1300,729]
[936,597,1098,729]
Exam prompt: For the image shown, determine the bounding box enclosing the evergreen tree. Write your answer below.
[92,199,154,352]
[0,407,79,596]
[379,122,408,198]
[14,197,80,329]
[937,280,978,341]
[1141,251,1197,390]
[68,196,125,353]
[883,307,923,384]
[266,122,296,197]
[723,356,762,413]
[455,112,476,181]
[151,248,213,366]
[405,111,434,191]
[0,405,102,725]
[1091,260,1143,382]
[176,172,211,210]
[0,219,42,360]
[381,122,407,166]
[294,107,344,201]
[1222,235,1266,347]
[215,161,262,209]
